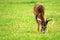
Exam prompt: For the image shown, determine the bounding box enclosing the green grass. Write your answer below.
[0,0,60,40]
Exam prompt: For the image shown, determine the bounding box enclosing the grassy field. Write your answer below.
[0,0,60,40]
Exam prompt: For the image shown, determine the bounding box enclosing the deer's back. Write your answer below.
[34,2,45,16]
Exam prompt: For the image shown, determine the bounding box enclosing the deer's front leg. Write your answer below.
[36,16,41,32]
[36,20,40,32]
[37,22,40,32]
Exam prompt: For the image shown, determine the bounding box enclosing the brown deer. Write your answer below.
[33,2,52,33]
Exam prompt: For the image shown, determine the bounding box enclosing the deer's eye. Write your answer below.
[44,24,46,26]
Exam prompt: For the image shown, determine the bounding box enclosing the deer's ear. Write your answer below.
[46,19,49,24]
[46,18,52,24]
[47,18,52,22]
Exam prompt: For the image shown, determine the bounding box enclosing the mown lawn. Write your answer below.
[0,0,60,40]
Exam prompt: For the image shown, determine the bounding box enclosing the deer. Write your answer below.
[33,2,53,33]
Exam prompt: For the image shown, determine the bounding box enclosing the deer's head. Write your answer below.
[41,18,53,33]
